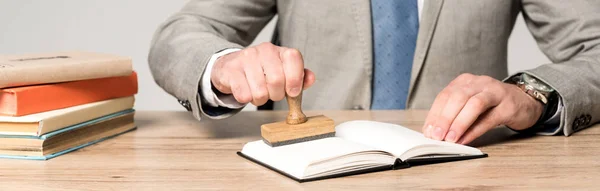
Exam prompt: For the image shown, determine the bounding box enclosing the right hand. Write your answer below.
[211,42,316,106]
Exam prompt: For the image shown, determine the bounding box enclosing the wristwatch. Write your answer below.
[510,73,558,127]
[512,73,555,104]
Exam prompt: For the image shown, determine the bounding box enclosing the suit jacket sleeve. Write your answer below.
[516,0,600,135]
[147,0,276,121]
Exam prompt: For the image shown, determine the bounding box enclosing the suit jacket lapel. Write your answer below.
[350,0,373,69]
[408,0,444,101]
[350,0,375,107]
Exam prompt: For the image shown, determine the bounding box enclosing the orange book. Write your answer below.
[0,72,137,116]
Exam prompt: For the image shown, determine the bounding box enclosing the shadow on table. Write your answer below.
[133,111,279,139]
[197,111,288,139]
[468,126,536,148]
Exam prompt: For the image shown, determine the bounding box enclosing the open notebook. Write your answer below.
[238,120,487,182]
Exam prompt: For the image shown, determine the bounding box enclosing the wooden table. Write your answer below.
[1,110,599,190]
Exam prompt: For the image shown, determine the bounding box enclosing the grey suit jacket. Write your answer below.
[148,0,600,136]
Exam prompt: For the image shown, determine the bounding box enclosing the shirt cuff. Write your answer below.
[200,48,245,109]
[536,97,563,135]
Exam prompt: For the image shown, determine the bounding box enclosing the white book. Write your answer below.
[0,96,134,136]
[239,120,487,182]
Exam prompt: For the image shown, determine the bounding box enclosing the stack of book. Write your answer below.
[0,51,138,160]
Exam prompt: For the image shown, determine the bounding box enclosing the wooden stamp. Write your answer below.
[260,90,335,147]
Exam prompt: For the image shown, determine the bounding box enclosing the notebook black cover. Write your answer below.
[404,153,489,166]
[237,152,487,183]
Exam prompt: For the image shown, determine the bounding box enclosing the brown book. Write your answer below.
[0,51,132,88]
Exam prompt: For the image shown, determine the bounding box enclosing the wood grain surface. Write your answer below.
[1,110,599,190]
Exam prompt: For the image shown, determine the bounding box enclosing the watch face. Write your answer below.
[523,74,554,93]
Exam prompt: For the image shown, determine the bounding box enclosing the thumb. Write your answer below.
[303,69,316,90]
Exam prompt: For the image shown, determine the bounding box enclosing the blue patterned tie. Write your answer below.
[370,0,419,109]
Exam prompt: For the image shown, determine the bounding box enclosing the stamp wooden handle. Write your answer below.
[286,90,307,125]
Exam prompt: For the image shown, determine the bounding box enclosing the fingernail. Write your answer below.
[425,125,433,137]
[445,131,456,143]
[433,127,443,140]
[290,87,300,96]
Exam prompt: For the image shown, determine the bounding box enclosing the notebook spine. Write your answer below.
[393,158,411,170]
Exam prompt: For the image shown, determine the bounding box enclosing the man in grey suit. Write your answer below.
[148,0,600,144]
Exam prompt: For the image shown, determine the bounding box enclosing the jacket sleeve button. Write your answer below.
[178,100,192,111]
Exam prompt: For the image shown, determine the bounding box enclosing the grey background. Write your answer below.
[0,0,550,111]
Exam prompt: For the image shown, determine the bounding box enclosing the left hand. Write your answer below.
[422,73,543,144]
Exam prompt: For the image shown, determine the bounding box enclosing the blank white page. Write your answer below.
[335,120,439,157]
[241,137,375,179]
